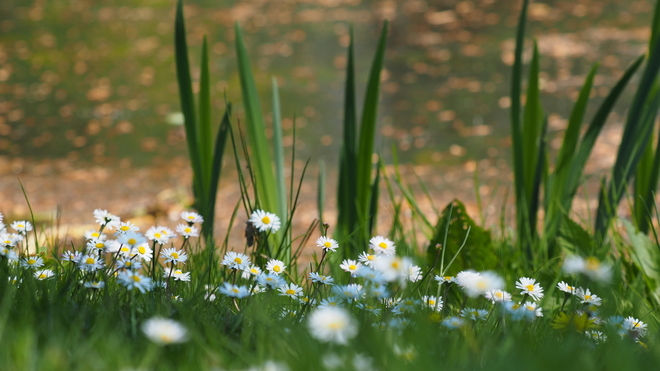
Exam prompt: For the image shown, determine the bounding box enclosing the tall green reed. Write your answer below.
[336,23,388,258]
[174,0,231,242]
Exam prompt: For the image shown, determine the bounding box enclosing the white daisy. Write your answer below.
[84,281,105,289]
[145,226,170,244]
[131,243,153,262]
[265,259,286,275]
[456,270,504,298]
[442,317,465,329]
[86,238,108,253]
[77,255,104,272]
[117,271,153,293]
[221,251,251,270]
[485,289,512,303]
[181,211,204,224]
[116,258,142,271]
[421,295,443,311]
[435,275,456,284]
[309,272,335,285]
[163,268,191,282]
[521,301,543,320]
[557,281,577,295]
[20,256,44,269]
[357,251,377,267]
[160,248,188,264]
[249,209,281,233]
[576,288,602,306]
[93,209,120,227]
[11,221,32,234]
[115,221,139,235]
[83,230,106,241]
[241,265,262,279]
[175,223,199,239]
[61,250,82,263]
[318,296,343,309]
[369,236,396,255]
[623,317,647,337]
[307,307,358,345]
[339,259,362,277]
[117,232,146,248]
[316,236,339,252]
[333,284,363,301]
[515,277,544,301]
[34,269,55,280]
[218,282,250,298]
[142,317,189,345]
[460,308,489,321]
[257,273,285,288]
[278,283,303,298]
[372,255,413,283]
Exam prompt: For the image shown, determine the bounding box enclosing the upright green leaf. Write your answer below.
[355,21,388,243]
[205,105,232,240]
[235,23,278,215]
[198,36,213,194]
[271,77,287,224]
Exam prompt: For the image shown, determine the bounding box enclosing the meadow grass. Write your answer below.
[3,0,660,369]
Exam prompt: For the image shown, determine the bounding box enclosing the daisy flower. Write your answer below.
[117,232,146,249]
[181,211,204,225]
[61,250,82,263]
[142,317,189,345]
[116,258,142,271]
[309,272,335,285]
[218,282,250,298]
[308,307,358,345]
[84,281,105,289]
[115,221,139,235]
[576,288,602,306]
[265,259,286,275]
[623,317,647,337]
[20,256,44,269]
[333,284,363,301]
[356,266,385,284]
[93,209,120,227]
[34,269,55,280]
[1,232,22,248]
[442,317,465,329]
[131,243,153,262]
[145,226,170,244]
[160,248,188,264]
[521,301,543,320]
[557,281,577,295]
[11,221,32,234]
[83,230,106,240]
[163,268,191,282]
[435,275,456,284]
[406,264,423,282]
[318,296,343,309]
[257,273,285,288]
[278,283,303,298]
[357,251,377,267]
[485,289,512,303]
[421,295,443,311]
[315,236,339,252]
[456,270,504,297]
[563,255,612,282]
[78,255,104,272]
[221,251,251,270]
[460,308,489,321]
[241,265,262,279]
[176,223,199,239]
[515,277,544,301]
[372,255,413,283]
[369,236,396,255]
[339,259,362,277]
[86,238,108,253]
[249,209,281,233]
[117,271,153,293]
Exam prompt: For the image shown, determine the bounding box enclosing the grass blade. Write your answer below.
[206,104,232,240]
[355,21,388,244]
[198,36,213,194]
[235,23,278,215]
[271,77,287,224]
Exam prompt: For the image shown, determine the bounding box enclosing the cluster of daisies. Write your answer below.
[0,209,651,349]
[1,210,202,292]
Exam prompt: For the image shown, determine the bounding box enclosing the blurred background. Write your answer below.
[0,0,653,238]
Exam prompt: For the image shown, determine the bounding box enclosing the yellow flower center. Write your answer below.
[138,246,146,254]
[495,292,503,298]
[327,322,342,329]
[273,265,281,272]
[512,304,520,310]
[121,247,130,253]
[27,259,36,265]
[92,232,100,237]
[17,224,24,228]
[391,260,400,269]
[234,257,243,264]
[171,252,179,259]
[324,242,332,248]
[429,300,436,305]
[127,238,136,245]
[185,228,191,233]
[584,295,591,300]
[378,242,388,249]
[585,257,600,271]
[95,243,104,249]
[85,257,95,265]
[175,270,182,275]
[367,255,375,261]
[39,274,47,279]
[231,288,239,294]
[525,284,535,291]
[349,264,357,270]
[444,276,452,281]
[286,289,296,295]
[262,216,271,224]
[154,233,161,238]
[132,276,141,282]
[125,262,132,267]
[120,226,130,231]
